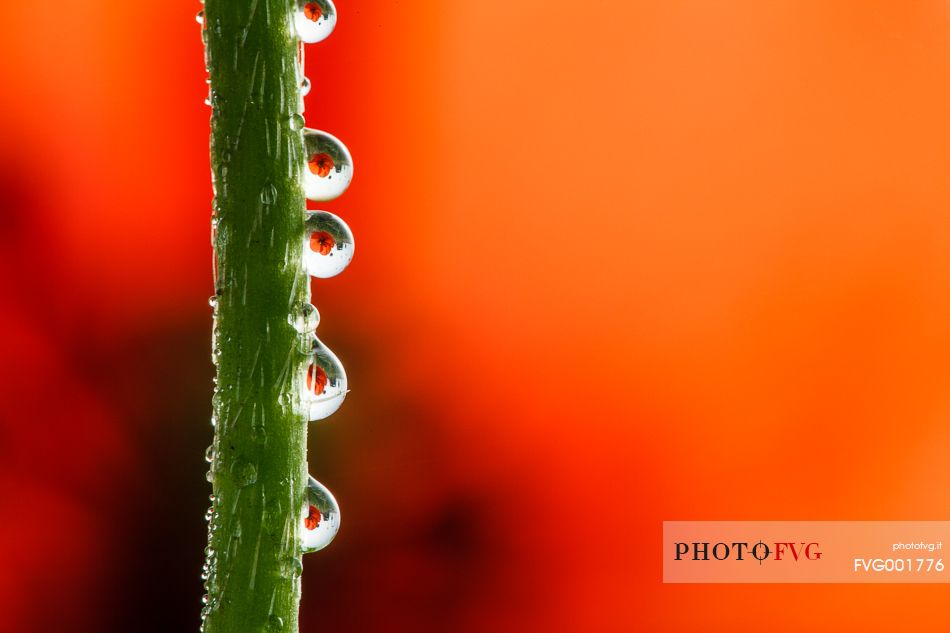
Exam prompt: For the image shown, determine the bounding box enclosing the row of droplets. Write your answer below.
[290,0,349,556]
[200,2,349,625]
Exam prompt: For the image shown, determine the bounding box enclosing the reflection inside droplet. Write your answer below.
[304,211,354,279]
[300,475,340,552]
[302,336,347,421]
[294,0,337,44]
[302,128,353,201]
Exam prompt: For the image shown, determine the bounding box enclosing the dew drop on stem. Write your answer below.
[230,459,258,487]
[302,128,353,201]
[289,302,321,333]
[304,211,354,279]
[301,336,347,421]
[260,182,278,205]
[300,475,340,552]
[288,113,305,131]
[294,0,337,44]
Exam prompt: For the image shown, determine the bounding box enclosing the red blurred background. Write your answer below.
[2,1,950,631]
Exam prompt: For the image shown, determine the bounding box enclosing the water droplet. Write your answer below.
[266,615,285,632]
[295,0,337,44]
[300,77,311,96]
[302,129,353,201]
[289,302,321,333]
[304,211,354,279]
[303,337,347,421]
[196,10,205,25]
[230,459,258,487]
[288,113,305,131]
[300,475,340,552]
[205,445,215,463]
[251,421,268,444]
[208,295,218,309]
[260,182,278,205]
[279,556,304,578]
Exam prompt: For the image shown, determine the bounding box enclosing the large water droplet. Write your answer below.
[300,475,340,552]
[302,337,347,421]
[302,129,353,201]
[289,302,321,333]
[304,211,354,279]
[295,0,337,44]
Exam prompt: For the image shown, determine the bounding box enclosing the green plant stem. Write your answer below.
[203,1,309,631]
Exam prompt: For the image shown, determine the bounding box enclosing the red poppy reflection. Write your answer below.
[306,364,328,395]
[310,231,335,255]
[308,153,333,178]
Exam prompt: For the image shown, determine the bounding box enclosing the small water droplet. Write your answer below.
[205,469,215,483]
[302,337,347,421]
[302,128,353,201]
[289,302,321,333]
[195,10,205,25]
[300,77,311,96]
[279,556,304,578]
[266,615,285,632]
[251,419,268,444]
[260,182,278,205]
[304,211,354,279]
[295,0,337,44]
[300,475,340,552]
[205,445,215,463]
[231,459,258,487]
[288,114,305,131]
[208,295,218,309]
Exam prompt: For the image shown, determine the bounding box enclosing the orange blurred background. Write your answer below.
[2,0,950,631]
